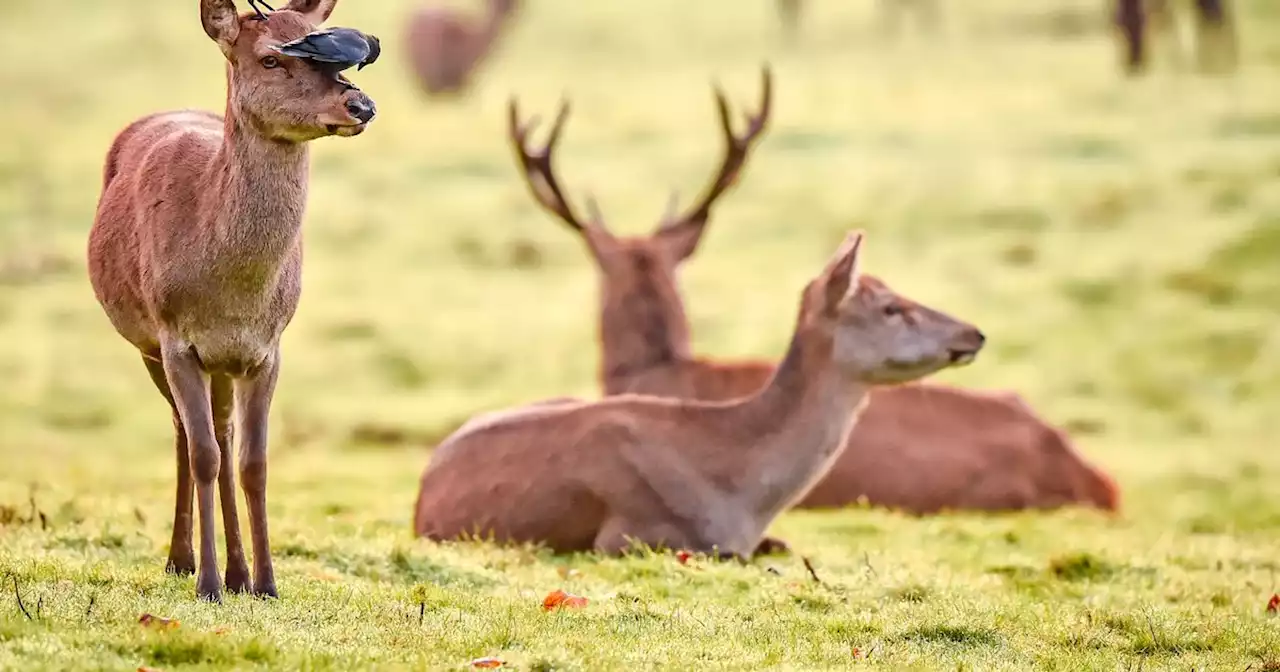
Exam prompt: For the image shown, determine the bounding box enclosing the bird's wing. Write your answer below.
[272,29,361,64]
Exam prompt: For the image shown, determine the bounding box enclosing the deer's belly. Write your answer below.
[182,317,286,377]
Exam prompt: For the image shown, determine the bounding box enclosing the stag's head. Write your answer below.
[506,68,773,317]
[805,232,986,385]
[200,0,377,142]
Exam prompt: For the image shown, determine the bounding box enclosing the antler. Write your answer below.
[660,66,773,232]
[507,98,600,232]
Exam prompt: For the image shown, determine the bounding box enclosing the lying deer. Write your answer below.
[414,231,986,557]
[87,0,377,602]
[502,68,1119,518]
[403,0,519,96]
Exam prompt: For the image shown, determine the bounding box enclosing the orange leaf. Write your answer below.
[138,667,163,672]
[138,613,180,630]
[1267,593,1279,614]
[470,657,505,668]
[541,589,588,611]
[212,626,231,635]
[675,550,692,565]
[851,646,864,659]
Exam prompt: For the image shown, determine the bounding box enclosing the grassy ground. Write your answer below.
[2,0,1280,668]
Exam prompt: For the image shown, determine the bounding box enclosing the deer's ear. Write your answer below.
[284,0,339,24]
[821,231,864,309]
[655,220,707,263]
[201,0,240,52]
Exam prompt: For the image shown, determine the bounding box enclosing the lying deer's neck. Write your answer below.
[599,279,694,394]
[204,96,309,277]
[723,325,869,520]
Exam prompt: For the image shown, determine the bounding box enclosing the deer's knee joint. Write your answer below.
[190,441,221,484]
[239,452,268,492]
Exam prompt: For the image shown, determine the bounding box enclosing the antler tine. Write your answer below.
[507,96,589,232]
[660,68,774,231]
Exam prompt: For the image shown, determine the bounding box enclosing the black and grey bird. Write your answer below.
[271,28,381,76]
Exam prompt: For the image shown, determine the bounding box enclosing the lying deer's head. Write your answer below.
[200,0,377,142]
[507,68,772,350]
[807,232,985,385]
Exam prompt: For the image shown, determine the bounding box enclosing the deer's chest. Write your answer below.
[157,257,302,375]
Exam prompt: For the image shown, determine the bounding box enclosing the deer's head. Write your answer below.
[200,0,377,142]
[506,68,772,354]
[804,232,985,385]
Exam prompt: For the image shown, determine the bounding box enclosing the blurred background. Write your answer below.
[0,0,1277,533]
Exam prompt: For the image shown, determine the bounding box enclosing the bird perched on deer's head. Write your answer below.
[271,27,382,78]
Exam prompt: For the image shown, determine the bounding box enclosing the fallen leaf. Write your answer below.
[138,667,163,672]
[851,646,864,659]
[212,626,231,635]
[470,657,505,668]
[1267,594,1279,614]
[555,566,579,579]
[675,550,692,565]
[541,589,588,611]
[137,613,179,630]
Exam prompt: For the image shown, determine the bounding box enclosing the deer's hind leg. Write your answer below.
[211,373,251,594]
[144,356,195,577]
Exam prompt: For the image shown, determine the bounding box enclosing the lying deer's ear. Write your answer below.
[284,0,339,24]
[201,0,241,52]
[822,231,864,309]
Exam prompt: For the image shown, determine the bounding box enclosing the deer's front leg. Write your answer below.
[237,349,281,599]
[160,341,222,602]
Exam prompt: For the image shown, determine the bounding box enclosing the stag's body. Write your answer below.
[496,69,1118,518]
[88,0,376,601]
[416,232,986,556]
[404,0,517,96]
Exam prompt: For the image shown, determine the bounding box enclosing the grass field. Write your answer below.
[2,0,1280,668]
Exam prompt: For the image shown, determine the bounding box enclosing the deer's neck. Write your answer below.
[205,106,309,275]
[723,325,869,520]
[599,281,694,393]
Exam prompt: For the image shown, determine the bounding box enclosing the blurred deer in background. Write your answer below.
[503,67,1119,518]
[1115,0,1237,74]
[415,231,987,558]
[404,0,519,96]
[87,0,377,602]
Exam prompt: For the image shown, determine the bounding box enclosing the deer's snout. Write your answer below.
[948,327,985,365]
[345,92,377,124]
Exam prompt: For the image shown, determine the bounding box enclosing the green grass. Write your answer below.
[3,0,1280,669]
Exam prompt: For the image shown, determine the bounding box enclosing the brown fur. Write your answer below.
[415,232,987,557]
[500,71,1119,521]
[403,0,519,96]
[87,0,376,602]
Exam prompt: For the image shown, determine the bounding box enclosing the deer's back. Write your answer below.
[88,110,224,355]
[404,8,480,92]
[611,358,774,401]
[798,384,1119,512]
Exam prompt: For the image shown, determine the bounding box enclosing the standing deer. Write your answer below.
[87,0,377,602]
[502,68,1118,519]
[414,230,986,558]
[1115,0,1237,74]
[404,0,519,97]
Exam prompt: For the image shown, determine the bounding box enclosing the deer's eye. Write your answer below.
[882,304,905,317]
[261,55,281,69]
